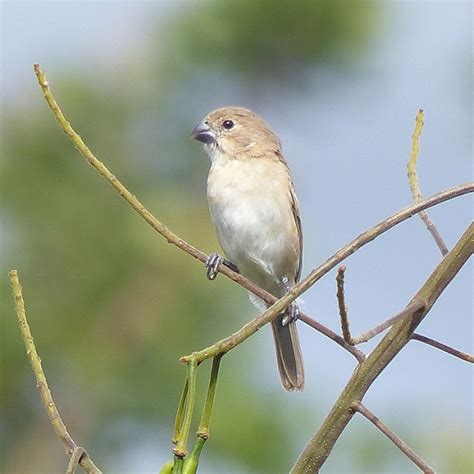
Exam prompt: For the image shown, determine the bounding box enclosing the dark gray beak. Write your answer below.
[190,122,216,144]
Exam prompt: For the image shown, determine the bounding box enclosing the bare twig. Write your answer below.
[412,333,474,363]
[336,266,352,344]
[8,270,102,474]
[299,313,365,362]
[350,299,426,345]
[407,109,449,256]
[33,64,473,366]
[351,402,435,473]
[291,223,473,472]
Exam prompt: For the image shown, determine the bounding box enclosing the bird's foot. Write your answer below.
[281,277,299,326]
[205,253,239,280]
[206,253,223,280]
[282,302,299,326]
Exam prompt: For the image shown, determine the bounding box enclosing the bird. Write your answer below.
[191,106,304,391]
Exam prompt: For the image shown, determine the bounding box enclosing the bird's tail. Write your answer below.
[271,317,305,391]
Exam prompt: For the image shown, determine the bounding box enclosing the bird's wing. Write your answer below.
[275,150,303,283]
[290,183,303,283]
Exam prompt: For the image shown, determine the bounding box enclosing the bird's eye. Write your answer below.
[222,119,234,130]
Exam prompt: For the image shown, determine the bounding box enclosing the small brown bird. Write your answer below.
[191,107,304,391]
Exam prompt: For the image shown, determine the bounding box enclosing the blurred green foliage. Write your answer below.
[165,0,378,81]
[4,2,469,473]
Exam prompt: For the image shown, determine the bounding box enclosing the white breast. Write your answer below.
[206,153,299,292]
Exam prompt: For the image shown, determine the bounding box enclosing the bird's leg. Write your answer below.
[281,277,299,326]
[205,253,239,280]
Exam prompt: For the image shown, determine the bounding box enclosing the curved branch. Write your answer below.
[9,270,102,474]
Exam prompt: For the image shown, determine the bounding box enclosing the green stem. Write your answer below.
[174,361,197,458]
[173,455,184,474]
[182,438,206,474]
[181,355,223,474]
[173,378,189,445]
[197,355,222,438]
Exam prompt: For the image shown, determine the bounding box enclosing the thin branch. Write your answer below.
[336,266,352,344]
[33,64,473,366]
[291,223,473,472]
[299,313,365,362]
[350,299,426,345]
[407,109,449,256]
[8,270,102,474]
[351,402,435,473]
[412,333,474,363]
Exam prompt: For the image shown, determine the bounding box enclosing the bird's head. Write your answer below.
[191,107,281,159]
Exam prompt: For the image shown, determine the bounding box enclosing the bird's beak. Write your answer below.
[190,122,216,144]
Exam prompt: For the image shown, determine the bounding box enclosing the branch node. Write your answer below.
[66,447,86,474]
[172,448,187,458]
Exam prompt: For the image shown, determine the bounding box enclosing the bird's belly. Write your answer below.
[208,178,297,291]
[213,198,281,261]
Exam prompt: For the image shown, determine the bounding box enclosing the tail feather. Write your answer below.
[271,317,305,391]
[249,291,305,391]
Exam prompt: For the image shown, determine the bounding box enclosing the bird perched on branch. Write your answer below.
[191,107,304,391]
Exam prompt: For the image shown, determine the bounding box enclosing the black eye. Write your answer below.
[222,119,234,130]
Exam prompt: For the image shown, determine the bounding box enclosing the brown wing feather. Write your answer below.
[274,150,303,283]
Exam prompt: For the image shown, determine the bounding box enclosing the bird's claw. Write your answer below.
[205,253,240,280]
[206,253,224,280]
[281,277,299,326]
[282,302,299,326]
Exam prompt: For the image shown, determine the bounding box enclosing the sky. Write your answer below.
[1,1,472,472]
